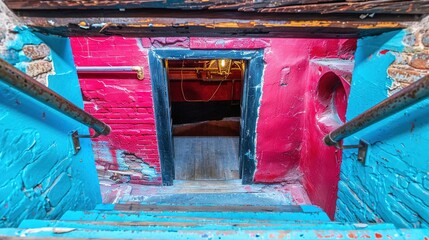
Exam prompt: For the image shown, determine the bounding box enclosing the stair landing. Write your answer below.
[100,180,311,206]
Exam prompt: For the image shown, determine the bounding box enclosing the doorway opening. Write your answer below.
[166,59,245,181]
[149,50,263,186]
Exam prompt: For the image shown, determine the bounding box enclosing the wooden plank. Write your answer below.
[114,204,303,212]
[14,11,412,38]
[173,137,196,180]
[4,0,428,14]
[259,0,429,14]
[175,137,239,181]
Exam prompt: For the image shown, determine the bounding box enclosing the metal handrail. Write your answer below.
[76,66,144,80]
[324,74,429,146]
[0,58,111,136]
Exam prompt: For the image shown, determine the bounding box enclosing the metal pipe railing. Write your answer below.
[0,58,111,136]
[76,66,139,72]
[76,66,144,80]
[324,74,429,146]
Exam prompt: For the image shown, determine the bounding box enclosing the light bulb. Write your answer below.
[221,59,225,67]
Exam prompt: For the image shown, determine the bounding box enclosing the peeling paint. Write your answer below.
[336,30,429,228]
[0,29,100,227]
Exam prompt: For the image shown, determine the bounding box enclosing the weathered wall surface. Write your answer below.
[336,18,429,228]
[0,2,101,227]
[70,35,354,208]
[300,56,355,219]
[70,37,162,186]
[0,2,52,86]
[388,17,429,94]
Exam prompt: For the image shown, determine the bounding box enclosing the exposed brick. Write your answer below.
[409,52,429,69]
[22,44,50,60]
[26,60,52,77]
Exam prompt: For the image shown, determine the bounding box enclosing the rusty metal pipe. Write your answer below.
[324,74,429,146]
[0,58,111,136]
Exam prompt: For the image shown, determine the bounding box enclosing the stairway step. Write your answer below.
[1,227,427,239]
[60,210,329,222]
[60,205,330,222]
[19,219,397,232]
[61,211,323,224]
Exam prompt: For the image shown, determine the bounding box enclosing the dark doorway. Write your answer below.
[166,59,244,180]
[149,50,263,186]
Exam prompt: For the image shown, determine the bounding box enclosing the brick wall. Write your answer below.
[388,17,429,94]
[70,37,161,185]
[0,2,101,227]
[70,35,355,220]
[335,17,429,228]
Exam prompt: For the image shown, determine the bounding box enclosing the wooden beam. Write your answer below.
[18,12,414,38]
[259,0,429,14]
[4,0,429,14]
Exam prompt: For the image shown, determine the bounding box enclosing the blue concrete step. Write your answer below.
[0,227,427,239]
[19,219,397,231]
[60,204,331,222]
[2,204,428,239]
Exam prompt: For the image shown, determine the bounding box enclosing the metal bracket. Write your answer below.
[78,132,101,138]
[132,66,144,80]
[341,139,369,164]
[71,131,81,154]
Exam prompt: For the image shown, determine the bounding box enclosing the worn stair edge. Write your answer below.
[18,219,397,232]
[60,210,330,222]
[0,228,428,239]
[61,211,328,224]
[111,204,317,213]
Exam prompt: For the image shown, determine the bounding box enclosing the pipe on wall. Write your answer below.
[76,66,144,80]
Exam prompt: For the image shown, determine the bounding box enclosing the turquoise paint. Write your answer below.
[115,150,128,171]
[0,31,101,227]
[19,219,396,231]
[336,30,429,228]
[59,207,330,222]
[1,206,428,240]
[1,228,427,240]
[5,27,43,65]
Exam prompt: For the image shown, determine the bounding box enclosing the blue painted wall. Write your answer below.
[0,28,101,227]
[335,30,429,228]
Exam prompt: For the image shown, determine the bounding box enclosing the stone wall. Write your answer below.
[0,4,101,227]
[335,17,429,228]
[388,16,429,94]
[0,1,52,86]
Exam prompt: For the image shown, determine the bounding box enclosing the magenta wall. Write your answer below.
[70,37,356,216]
[71,37,162,185]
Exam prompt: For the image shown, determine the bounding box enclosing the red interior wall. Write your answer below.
[299,46,356,219]
[254,38,355,183]
[169,80,242,102]
[70,37,356,216]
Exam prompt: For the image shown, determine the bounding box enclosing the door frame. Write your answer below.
[149,49,264,186]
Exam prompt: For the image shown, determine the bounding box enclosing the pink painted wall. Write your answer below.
[300,55,355,219]
[70,37,356,216]
[71,37,162,185]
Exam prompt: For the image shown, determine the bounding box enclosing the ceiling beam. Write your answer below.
[4,0,429,14]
